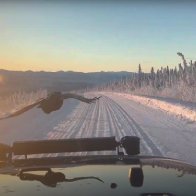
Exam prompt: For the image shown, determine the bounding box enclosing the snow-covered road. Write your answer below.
[0,92,196,165]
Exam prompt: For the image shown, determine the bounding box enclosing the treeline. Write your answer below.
[98,53,196,102]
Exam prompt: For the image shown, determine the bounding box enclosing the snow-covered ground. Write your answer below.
[0,92,196,165]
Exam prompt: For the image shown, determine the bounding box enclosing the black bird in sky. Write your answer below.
[0,92,101,120]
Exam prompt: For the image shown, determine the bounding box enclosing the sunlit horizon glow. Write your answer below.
[0,1,196,73]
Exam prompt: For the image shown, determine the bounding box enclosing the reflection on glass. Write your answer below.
[110,182,117,189]
[128,167,144,187]
[19,168,104,188]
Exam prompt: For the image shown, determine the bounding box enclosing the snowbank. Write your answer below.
[113,92,196,122]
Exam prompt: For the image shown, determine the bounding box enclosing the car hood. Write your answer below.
[0,156,196,196]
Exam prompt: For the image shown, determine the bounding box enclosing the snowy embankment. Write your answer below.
[109,92,196,122]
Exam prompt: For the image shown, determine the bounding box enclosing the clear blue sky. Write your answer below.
[0,1,196,72]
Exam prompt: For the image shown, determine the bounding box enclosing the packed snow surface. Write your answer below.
[0,92,196,165]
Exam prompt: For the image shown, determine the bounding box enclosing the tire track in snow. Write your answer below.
[105,96,163,156]
[42,102,94,157]
[104,97,126,139]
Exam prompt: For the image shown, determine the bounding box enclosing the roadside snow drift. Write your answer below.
[113,92,196,122]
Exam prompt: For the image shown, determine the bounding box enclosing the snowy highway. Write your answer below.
[0,92,196,165]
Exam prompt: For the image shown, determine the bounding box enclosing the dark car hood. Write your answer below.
[0,156,196,196]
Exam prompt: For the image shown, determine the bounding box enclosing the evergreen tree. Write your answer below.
[150,67,155,87]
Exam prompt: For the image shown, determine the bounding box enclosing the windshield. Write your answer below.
[0,1,196,167]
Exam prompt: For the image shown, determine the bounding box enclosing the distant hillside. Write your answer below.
[0,69,133,96]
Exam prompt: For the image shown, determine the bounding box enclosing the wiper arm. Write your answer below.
[18,167,104,188]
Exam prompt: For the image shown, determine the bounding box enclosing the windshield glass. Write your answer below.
[0,1,196,166]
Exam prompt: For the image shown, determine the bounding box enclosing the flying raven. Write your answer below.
[0,92,101,120]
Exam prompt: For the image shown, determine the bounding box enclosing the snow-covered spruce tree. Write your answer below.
[177,52,187,68]
[138,64,143,88]
[150,67,155,87]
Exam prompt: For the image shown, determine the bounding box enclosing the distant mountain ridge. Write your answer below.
[0,69,133,96]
